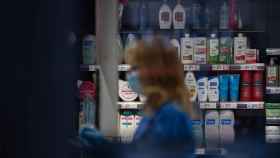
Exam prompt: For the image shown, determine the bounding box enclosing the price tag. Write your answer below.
[267,87,280,94]
[220,102,237,109]
[184,65,200,71]
[119,65,130,71]
[89,65,98,71]
[200,102,217,109]
[212,64,230,71]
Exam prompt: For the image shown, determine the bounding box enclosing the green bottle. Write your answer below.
[208,34,219,64]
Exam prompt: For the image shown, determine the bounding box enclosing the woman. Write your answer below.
[79,37,194,158]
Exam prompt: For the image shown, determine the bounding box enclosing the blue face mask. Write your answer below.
[127,71,143,94]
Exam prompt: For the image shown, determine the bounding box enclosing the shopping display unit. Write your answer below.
[76,0,280,157]
[116,0,278,156]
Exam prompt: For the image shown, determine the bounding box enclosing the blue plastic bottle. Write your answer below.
[139,0,148,30]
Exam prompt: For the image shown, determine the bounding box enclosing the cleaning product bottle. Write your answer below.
[234,33,247,64]
[208,33,219,64]
[219,32,233,64]
[193,36,207,64]
[124,34,137,63]
[240,71,252,101]
[205,110,220,148]
[192,0,201,30]
[181,33,193,64]
[170,38,181,60]
[204,5,211,30]
[139,0,148,30]
[185,72,198,102]
[197,76,208,102]
[220,110,235,145]
[208,76,219,102]
[220,1,229,30]
[266,57,278,87]
[229,0,238,30]
[82,34,96,65]
[173,0,186,29]
[159,0,172,29]
[252,71,264,101]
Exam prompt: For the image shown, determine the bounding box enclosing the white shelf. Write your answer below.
[195,148,227,155]
[118,101,144,109]
[80,65,100,71]
[230,63,265,71]
[199,102,264,109]
[267,48,280,56]
[118,64,131,71]
[184,63,264,71]
[266,87,280,95]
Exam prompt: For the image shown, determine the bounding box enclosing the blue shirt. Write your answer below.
[79,101,195,158]
[125,101,195,158]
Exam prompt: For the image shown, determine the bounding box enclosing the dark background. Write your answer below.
[0,0,280,158]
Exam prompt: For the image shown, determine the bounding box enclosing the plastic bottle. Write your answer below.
[204,6,211,30]
[208,34,219,64]
[219,32,233,64]
[139,0,148,30]
[220,1,229,30]
[181,33,194,64]
[82,34,96,65]
[192,0,201,30]
[229,0,238,30]
[240,71,252,101]
[159,0,172,29]
[266,58,279,87]
[173,0,186,29]
[252,71,264,101]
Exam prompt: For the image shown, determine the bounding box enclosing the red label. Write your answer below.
[79,81,96,100]
[161,12,170,21]
[175,12,183,22]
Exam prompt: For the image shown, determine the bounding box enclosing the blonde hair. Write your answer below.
[126,37,192,116]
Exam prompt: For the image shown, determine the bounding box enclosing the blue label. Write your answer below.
[206,119,216,125]
[192,120,202,125]
[221,119,232,125]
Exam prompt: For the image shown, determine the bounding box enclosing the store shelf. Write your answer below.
[266,87,280,95]
[266,103,280,109]
[120,29,266,35]
[199,102,264,109]
[80,65,100,71]
[118,64,131,71]
[266,48,280,56]
[118,101,144,109]
[230,63,265,71]
[195,148,227,156]
[184,63,264,71]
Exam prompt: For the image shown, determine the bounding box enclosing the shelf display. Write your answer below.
[118,0,269,155]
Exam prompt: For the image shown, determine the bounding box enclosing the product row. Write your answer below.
[266,57,280,87]
[119,110,142,143]
[266,126,280,143]
[193,110,235,148]
[118,109,236,147]
[78,80,98,128]
[185,71,264,102]
[123,33,258,65]
[121,0,246,31]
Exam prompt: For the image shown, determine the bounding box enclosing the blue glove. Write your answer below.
[79,126,108,148]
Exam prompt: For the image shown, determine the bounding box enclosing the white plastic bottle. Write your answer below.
[159,0,172,29]
[170,38,181,60]
[185,72,198,102]
[181,34,193,64]
[220,110,235,145]
[173,0,186,29]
